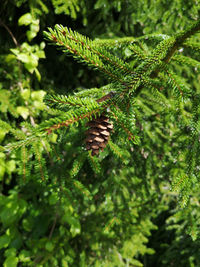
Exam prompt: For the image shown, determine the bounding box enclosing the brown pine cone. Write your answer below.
[86,114,113,156]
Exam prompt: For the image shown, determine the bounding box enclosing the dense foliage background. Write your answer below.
[0,0,200,266]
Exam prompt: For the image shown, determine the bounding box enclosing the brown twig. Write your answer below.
[49,212,59,239]
[0,19,19,47]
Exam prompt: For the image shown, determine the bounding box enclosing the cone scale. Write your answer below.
[85,92,115,156]
[86,114,113,156]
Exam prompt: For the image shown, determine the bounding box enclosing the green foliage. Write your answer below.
[1,1,200,266]
[52,0,82,19]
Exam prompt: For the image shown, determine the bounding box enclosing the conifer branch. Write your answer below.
[172,55,200,69]
[129,44,147,61]
[110,105,136,142]
[44,93,100,111]
[163,19,200,63]
[183,41,200,51]
[134,19,200,97]
[56,24,133,75]
[22,145,26,182]
[44,27,131,88]
[93,37,137,48]
[42,96,114,134]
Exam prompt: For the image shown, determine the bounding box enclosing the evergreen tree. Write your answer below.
[0,1,200,266]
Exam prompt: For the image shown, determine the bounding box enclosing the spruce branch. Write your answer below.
[125,37,176,96]
[183,41,200,52]
[93,37,137,48]
[44,21,200,99]
[32,142,47,181]
[134,19,200,97]
[54,24,133,75]
[110,105,137,143]
[7,19,199,160]
[44,93,100,111]
[163,19,200,64]
[172,55,200,69]
[108,140,130,162]
[3,91,116,153]
[0,119,26,140]
[42,95,115,134]
[4,134,46,152]
[93,34,170,49]
[21,145,27,182]
[158,63,191,97]
[44,91,116,112]
[129,43,148,61]
[44,26,131,87]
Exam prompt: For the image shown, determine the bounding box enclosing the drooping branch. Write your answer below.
[134,19,200,97]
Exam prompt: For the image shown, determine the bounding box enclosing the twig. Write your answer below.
[49,212,59,239]
[0,19,19,47]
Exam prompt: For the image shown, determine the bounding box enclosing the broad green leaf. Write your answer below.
[35,50,45,59]
[18,250,31,262]
[17,53,29,63]
[0,235,11,249]
[0,129,8,143]
[49,192,58,205]
[5,160,16,174]
[45,241,54,252]
[129,258,143,267]
[34,68,41,81]
[4,247,17,257]
[0,163,5,180]
[18,13,32,26]
[40,42,46,49]
[70,218,81,237]
[16,106,29,120]
[21,89,31,101]
[0,199,18,226]
[27,30,37,42]
[10,49,19,56]
[31,90,46,101]
[22,218,34,232]
[30,20,40,33]
[3,256,18,267]
[0,152,5,159]
[24,54,38,72]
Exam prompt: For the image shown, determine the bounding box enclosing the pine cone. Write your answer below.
[86,114,113,156]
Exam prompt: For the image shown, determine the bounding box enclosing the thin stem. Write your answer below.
[0,19,19,47]
[49,212,59,239]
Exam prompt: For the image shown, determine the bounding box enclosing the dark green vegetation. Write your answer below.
[0,1,200,266]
